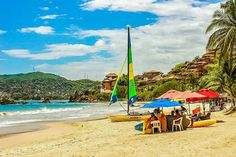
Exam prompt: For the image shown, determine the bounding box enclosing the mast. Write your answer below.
[127,25,130,114]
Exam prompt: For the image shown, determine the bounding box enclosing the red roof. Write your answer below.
[106,72,117,77]
[197,88,221,99]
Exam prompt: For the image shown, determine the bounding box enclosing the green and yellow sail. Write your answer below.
[109,58,126,105]
[110,26,137,109]
[127,26,137,105]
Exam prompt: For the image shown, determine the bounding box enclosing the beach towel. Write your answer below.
[192,107,201,115]
[157,113,167,132]
[143,120,152,134]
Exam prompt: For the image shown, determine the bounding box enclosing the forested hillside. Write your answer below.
[0,72,100,100]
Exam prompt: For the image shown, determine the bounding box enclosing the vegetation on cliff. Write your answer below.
[0,72,100,100]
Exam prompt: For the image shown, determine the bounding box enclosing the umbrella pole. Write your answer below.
[188,103,190,115]
[203,102,205,115]
[209,101,211,113]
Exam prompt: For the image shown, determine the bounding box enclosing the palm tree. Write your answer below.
[206,0,236,61]
[200,59,236,106]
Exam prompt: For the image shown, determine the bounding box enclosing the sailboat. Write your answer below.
[108,26,150,122]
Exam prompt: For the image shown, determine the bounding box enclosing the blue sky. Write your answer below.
[0,0,222,80]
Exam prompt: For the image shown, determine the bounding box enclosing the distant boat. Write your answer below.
[109,26,150,122]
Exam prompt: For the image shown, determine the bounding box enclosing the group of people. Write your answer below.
[144,106,187,134]
[172,106,187,117]
[144,109,167,134]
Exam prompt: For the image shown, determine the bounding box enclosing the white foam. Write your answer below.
[2,107,86,116]
[62,114,91,120]
[0,103,122,128]
[0,119,43,127]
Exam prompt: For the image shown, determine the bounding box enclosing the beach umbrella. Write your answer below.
[197,88,221,99]
[178,91,207,102]
[175,91,207,114]
[142,99,182,108]
[156,90,183,100]
[197,89,222,114]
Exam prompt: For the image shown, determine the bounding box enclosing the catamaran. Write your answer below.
[109,26,150,122]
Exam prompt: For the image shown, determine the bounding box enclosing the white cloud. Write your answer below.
[6,0,221,80]
[73,0,219,78]
[81,0,212,17]
[48,0,219,80]
[40,14,64,20]
[72,8,218,76]
[0,29,6,34]
[40,7,49,11]
[2,39,107,60]
[18,26,54,35]
[35,57,123,80]
[1,49,31,58]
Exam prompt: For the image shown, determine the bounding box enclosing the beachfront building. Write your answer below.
[165,49,217,80]
[187,49,216,75]
[101,73,118,93]
[136,70,163,85]
[143,70,163,81]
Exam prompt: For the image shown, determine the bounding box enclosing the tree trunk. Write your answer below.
[232,98,236,107]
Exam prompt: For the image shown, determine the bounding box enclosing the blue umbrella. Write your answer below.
[142,99,182,108]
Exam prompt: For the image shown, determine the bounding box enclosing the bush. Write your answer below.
[152,80,182,98]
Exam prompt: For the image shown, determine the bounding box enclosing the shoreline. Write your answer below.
[0,102,209,137]
[0,113,109,138]
[0,102,228,138]
[0,100,149,106]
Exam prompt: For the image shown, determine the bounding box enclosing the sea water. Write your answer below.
[0,100,122,128]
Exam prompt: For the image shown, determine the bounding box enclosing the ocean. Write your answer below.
[0,100,122,128]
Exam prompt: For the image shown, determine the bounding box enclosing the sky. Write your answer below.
[0,0,222,80]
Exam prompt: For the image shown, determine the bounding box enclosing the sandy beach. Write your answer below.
[0,111,235,157]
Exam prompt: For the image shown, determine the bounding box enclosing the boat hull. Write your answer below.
[109,115,150,122]
[193,119,216,127]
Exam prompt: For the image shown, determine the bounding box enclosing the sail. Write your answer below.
[109,58,127,105]
[128,26,137,105]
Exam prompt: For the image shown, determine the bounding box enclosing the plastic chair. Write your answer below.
[151,120,161,134]
[172,117,183,131]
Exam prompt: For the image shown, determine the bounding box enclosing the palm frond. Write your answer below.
[206,18,234,33]
[221,27,236,59]
[206,28,229,49]
[213,10,225,19]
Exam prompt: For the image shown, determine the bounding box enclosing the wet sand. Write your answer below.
[0,114,108,137]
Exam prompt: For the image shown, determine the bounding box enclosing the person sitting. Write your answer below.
[157,112,167,132]
[144,113,158,134]
[166,111,176,131]
[175,109,181,119]
[171,109,183,131]
[180,106,187,115]
[149,113,158,121]
[191,107,201,122]
[199,112,211,120]
[220,102,225,110]
[153,108,161,115]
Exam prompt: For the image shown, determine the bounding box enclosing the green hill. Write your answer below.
[0,72,64,81]
[0,72,100,100]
